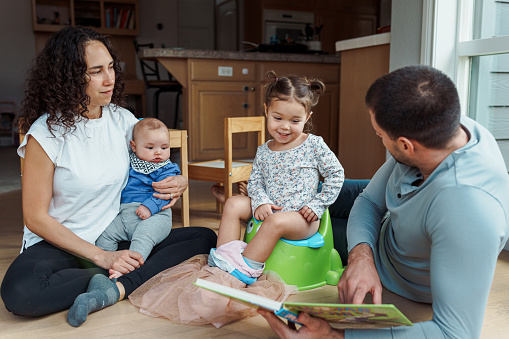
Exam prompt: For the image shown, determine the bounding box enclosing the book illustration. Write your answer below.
[194,279,412,328]
[283,302,413,328]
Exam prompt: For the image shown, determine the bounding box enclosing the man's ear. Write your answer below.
[130,140,136,153]
[397,137,415,154]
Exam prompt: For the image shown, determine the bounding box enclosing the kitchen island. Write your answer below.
[140,48,341,161]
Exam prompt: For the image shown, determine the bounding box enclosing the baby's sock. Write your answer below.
[67,274,120,327]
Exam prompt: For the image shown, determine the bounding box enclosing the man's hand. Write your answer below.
[152,175,188,209]
[254,204,283,221]
[258,310,344,339]
[136,205,152,220]
[337,243,383,304]
[299,206,318,222]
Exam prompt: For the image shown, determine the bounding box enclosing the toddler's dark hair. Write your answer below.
[263,71,325,132]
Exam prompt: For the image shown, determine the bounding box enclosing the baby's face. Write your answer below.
[132,127,171,163]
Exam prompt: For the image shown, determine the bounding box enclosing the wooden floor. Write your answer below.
[1,181,509,338]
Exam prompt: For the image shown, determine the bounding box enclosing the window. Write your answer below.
[457,0,509,169]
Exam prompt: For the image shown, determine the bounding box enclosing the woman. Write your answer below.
[0,26,216,326]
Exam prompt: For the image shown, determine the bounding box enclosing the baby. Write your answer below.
[96,118,180,278]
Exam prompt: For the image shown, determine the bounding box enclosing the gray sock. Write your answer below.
[67,274,120,327]
[242,255,264,270]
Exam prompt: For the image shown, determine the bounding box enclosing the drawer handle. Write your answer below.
[242,103,249,109]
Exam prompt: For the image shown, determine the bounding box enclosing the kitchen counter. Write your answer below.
[140,49,341,161]
[335,32,391,52]
[140,48,341,64]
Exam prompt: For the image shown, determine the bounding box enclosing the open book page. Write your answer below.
[283,302,413,328]
[194,279,412,328]
[194,278,284,312]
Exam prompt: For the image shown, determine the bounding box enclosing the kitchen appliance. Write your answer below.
[263,9,314,44]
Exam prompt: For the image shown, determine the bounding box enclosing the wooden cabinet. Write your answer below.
[338,43,390,179]
[316,11,377,54]
[243,0,379,55]
[188,60,259,161]
[145,51,341,162]
[189,60,340,161]
[190,82,257,161]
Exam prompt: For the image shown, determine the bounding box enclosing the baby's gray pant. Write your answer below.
[96,202,172,260]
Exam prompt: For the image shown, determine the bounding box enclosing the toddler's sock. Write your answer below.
[67,274,120,327]
[242,255,264,271]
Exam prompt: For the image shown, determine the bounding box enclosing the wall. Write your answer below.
[388,0,422,71]
[0,1,36,112]
[0,1,182,129]
[136,0,180,127]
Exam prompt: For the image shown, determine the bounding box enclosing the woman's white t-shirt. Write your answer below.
[17,104,138,251]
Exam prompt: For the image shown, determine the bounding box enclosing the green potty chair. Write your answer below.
[244,209,344,291]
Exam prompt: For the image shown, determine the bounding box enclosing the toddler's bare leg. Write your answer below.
[242,211,319,263]
[216,195,252,247]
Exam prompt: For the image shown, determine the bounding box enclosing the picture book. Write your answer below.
[194,279,413,328]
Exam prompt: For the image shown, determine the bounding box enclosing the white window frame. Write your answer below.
[420,0,509,116]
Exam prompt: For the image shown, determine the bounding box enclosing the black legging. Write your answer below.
[329,179,370,266]
[1,226,217,317]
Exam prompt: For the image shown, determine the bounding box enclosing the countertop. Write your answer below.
[140,48,341,64]
[335,32,391,52]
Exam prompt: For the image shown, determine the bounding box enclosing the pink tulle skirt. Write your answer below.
[129,254,296,328]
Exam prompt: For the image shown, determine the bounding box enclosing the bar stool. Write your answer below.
[133,39,182,128]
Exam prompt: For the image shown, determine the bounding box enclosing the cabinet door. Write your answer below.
[189,82,257,161]
[316,11,377,54]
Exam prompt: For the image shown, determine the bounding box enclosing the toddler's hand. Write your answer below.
[136,205,152,220]
[254,204,282,221]
[299,206,318,222]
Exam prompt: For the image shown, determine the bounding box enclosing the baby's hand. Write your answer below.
[254,204,282,221]
[136,205,152,220]
[299,206,318,222]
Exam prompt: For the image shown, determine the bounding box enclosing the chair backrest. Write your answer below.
[169,129,190,227]
[19,129,190,227]
[133,39,162,85]
[224,116,265,182]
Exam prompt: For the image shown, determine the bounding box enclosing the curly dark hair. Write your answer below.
[263,70,325,133]
[20,26,126,134]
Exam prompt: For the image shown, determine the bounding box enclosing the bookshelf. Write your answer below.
[31,0,145,117]
[31,0,138,36]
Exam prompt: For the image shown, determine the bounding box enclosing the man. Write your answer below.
[259,65,509,338]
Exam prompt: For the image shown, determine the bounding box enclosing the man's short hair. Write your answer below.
[365,65,461,149]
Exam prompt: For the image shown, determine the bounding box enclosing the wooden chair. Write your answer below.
[188,116,265,211]
[19,128,190,227]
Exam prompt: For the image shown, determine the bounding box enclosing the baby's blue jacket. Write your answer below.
[120,162,181,215]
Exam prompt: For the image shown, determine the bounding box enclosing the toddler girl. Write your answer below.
[209,71,344,284]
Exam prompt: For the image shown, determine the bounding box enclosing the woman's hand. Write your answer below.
[258,310,344,339]
[254,204,283,221]
[152,175,188,209]
[93,249,144,275]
